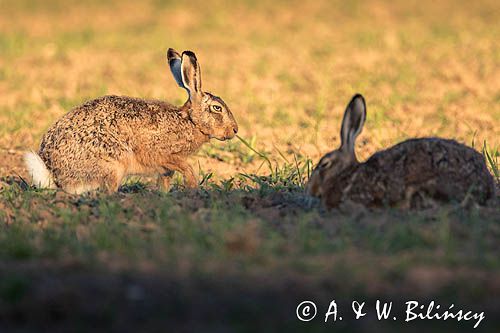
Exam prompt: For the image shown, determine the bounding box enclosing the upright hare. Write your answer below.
[25,49,238,194]
[307,94,495,209]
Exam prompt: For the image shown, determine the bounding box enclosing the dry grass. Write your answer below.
[1,0,499,179]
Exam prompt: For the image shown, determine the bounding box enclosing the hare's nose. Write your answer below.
[233,127,238,134]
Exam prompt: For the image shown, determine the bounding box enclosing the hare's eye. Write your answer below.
[319,160,332,169]
[211,105,222,113]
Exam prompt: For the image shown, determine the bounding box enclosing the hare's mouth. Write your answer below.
[214,135,234,141]
[212,130,237,141]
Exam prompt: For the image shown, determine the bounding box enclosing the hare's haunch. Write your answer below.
[25,49,238,194]
[307,94,495,209]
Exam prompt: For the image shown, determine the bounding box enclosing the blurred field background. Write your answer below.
[0,0,499,332]
[1,0,499,177]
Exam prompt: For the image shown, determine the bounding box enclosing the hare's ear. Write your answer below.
[181,51,202,101]
[167,48,186,90]
[340,94,366,154]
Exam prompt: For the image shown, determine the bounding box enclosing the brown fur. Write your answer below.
[307,94,495,209]
[30,49,238,194]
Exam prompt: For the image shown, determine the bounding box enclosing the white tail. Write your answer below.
[24,151,56,189]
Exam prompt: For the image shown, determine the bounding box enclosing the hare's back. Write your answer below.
[63,95,175,123]
[344,138,494,206]
[39,95,177,166]
[369,138,489,181]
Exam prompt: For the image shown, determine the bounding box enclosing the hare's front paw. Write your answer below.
[183,173,198,189]
[168,161,198,189]
[181,165,198,189]
[157,170,175,192]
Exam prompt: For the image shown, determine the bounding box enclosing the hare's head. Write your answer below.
[307,94,366,197]
[168,48,238,140]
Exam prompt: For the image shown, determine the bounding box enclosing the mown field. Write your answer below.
[0,0,499,332]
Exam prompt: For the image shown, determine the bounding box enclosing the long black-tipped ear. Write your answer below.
[167,48,186,90]
[181,51,202,101]
[340,94,366,154]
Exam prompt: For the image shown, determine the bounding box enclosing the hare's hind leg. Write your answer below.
[64,183,100,195]
[101,172,122,194]
[57,172,101,195]
[100,162,126,193]
[54,159,125,195]
[62,170,123,195]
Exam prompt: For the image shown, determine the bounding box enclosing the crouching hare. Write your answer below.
[25,49,238,194]
[307,94,495,209]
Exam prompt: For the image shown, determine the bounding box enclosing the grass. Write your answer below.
[0,176,499,331]
[0,0,499,331]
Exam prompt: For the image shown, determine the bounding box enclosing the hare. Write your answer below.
[24,49,238,194]
[307,94,495,209]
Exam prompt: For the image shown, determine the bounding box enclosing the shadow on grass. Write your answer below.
[0,262,499,333]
